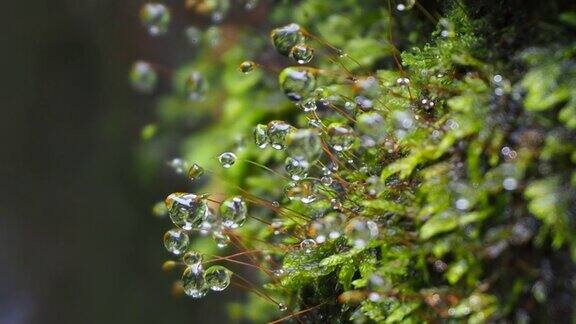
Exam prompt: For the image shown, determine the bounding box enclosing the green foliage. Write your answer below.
[140,0,576,322]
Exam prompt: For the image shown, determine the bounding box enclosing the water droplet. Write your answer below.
[130,61,158,94]
[253,124,269,148]
[396,77,411,86]
[438,18,455,38]
[284,157,309,181]
[187,163,205,181]
[182,266,208,298]
[285,180,318,204]
[165,193,208,230]
[204,265,232,291]
[396,0,415,11]
[289,44,314,64]
[270,23,306,56]
[243,0,259,10]
[205,26,221,47]
[345,217,379,249]
[140,3,170,36]
[278,303,287,311]
[299,97,317,112]
[167,158,189,175]
[300,238,317,253]
[218,152,237,168]
[357,112,387,143]
[267,120,293,150]
[184,71,207,101]
[419,98,435,110]
[183,250,203,267]
[199,207,218,234]
[239,60,256,74]
[212,230,230,248]
[152,201,168,218]
[163,228,190,255]
[503,177,518,191]
[327,123,355,152]
[355,96,373,111]
[286,129,322,162]
[185,26,202,45]
[220,196,247,229]
[278,67,317,102]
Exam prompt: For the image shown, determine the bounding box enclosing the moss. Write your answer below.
[142,0,576,322]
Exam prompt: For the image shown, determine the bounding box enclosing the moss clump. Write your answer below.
[138,0,576,322]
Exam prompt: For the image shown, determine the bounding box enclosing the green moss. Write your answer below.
[143,0,576,322]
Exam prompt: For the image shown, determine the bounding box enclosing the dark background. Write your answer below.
[0,1,228,323]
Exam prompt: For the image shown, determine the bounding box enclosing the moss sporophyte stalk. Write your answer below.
[133,0,576,322]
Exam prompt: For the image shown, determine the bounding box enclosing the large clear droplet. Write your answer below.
[130,61,158,94]
[285,157,309,181]
[212,230,230,248]
[345,217,379,249]
[270,23,306,56]
[254,124,269,148]
[218,152,237,168]
[182,266,208,298]
[165,192,208,230]
[286,129,322,162]
[140,3,170,36]
[278,67,317,102]
[163,228,190,255]
[183,250,203,267]
[267,120,293,150]
[285,180,318,204]
[184,71,207,101]
[308,213,345,243]
[204,265,232,291]
[289,44,314,64]
[357,112,387,144]
[327,123,355,152]
[220,196,247,229]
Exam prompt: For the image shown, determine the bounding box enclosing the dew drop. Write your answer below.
[270,23,306,56]
[130,61,158,94]
[278,67,317,102]
[357,112,387,143]
[140,3,170,36]
[267,120,293,150]
[289,44,314,64]
[286,129,322,162]
[345,217,379,249]
[152,201,168,218]
[285,180,318,204]
[183,250,203,267]
[218,152,237,168]
[220,196,247,229]
[300,238,317,254]
[165,192,208,230]
[205,26,221,47]
[184,71,207,101]
[396,0,415,11]
[204,265,232,291]
[212,230,230,248]
[254,124,269,148]
[285,157,309,181]
[327,123,355,152]
[182,266,208,298]
[396,77,411,86]
[299,97,317,112]
[278,303,288,311]
[185,26,202,45]
[187,163,205,181]
[163,228,190,255]
[239,60,256,74]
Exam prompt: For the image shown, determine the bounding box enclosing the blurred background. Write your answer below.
[0,1,231,323]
